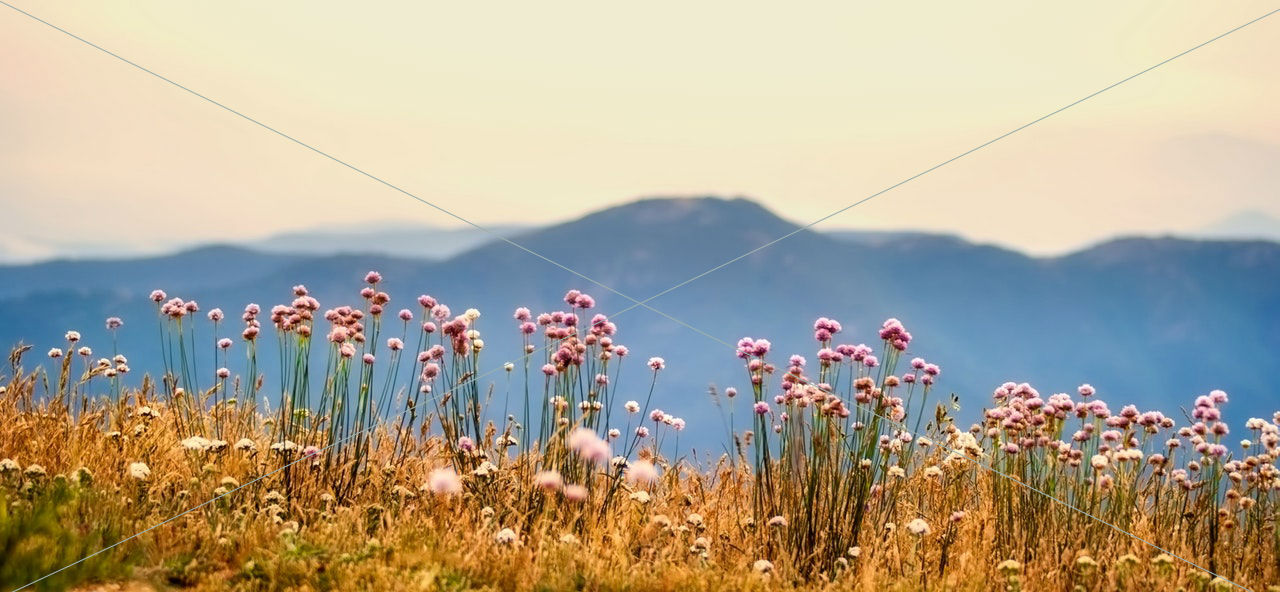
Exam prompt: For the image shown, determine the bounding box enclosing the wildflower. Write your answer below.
[888,466,906,479]
[752,559,775,574]
[767,515,787,528]
[648,357,665,371]
[1090,454,1110,470]
[473,461,498,477]
[128,462,151,481]
[997,559,1022,575]
[567,428,611,464]
[754,402,770,415]
[629,490,651,504]
[494,528,518,545]
[233,438,257,451]
[558,533,579,545]
[23,464,47,479]
[180,436,212,452]
[627,459,659,485]
[848,546,861,558]
[427,468,462,496]
[48,348,62,359]
[1075,555,1098,570]
[906,518,931,536]
[563,485,588,502]
[534,470,563,491]
[690,536,710,555]
[687,513,705,529]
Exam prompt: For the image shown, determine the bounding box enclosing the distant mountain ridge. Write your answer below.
[1,196,1277,450]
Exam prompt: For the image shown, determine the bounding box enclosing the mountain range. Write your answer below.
[2,196,1277,452]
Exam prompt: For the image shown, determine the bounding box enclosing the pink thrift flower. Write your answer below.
[627,459,659,484]
[563,484,589,502]
[648,357,665,371]
[427,468,462,496]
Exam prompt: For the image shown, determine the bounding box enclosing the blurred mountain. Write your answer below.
[247,222,531,259]
[1193,210,1280,242]
[2,196,1277,452]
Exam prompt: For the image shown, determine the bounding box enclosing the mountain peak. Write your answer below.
[577,195,792,228]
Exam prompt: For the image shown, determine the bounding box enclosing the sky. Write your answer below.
[1,1,1278,260]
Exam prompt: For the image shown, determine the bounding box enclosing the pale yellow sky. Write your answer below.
[1,1,1277,257]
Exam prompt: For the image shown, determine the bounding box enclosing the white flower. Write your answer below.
[503,362,515,372]
[233,438,257,451]
[628,490,651,504]
[1090,454,1110,471]
[495,528,518,545]
[558,533,579,545]
[128,461,151,481]
[624,401,640,413]
[464,308,481,321]
[473,461,498,477]
[180,436,212,452]
[767,515,788,528]
[752,559,774,574]
[686,513,704,528]
[906,518,931,536]
[0,458,19,473]
[847,546,861,558]
[24,464,47,478]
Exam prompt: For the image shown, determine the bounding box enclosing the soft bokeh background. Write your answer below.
[2,1,1278,259]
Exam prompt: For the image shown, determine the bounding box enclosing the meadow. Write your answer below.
[0,271,1276,591]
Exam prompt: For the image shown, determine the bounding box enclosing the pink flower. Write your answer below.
[149,289,167,303]
[387,338,404,351]
[513,307,532,321]
[567,427,610,464]
[725,387,737,398]
[534,470,563,491]
[364,270,382,284]
[427,467,462,496]
[542,364,557,376]
[216,367,230,379]
[627,459,659,484]
[575,294,595,309]
[417,295,437,309]
[105,317,124,330]
[754,402,770,415]
[397,309,413,322]
[648,357,665,371]
[218,338,233,349]
[1078,384,1095,398]
[563,484,589,502]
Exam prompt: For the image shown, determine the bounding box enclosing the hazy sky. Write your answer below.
[2,1,1277,259]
